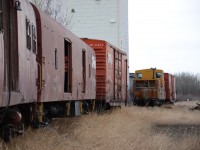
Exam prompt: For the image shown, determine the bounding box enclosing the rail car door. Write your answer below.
[64,39,72,93]
[124,59,128,105]
[114,50,122,103]
[0,1,3,99]
[0,32,4,105]
[82,49,86,93]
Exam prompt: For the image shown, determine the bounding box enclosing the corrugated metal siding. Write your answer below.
[96,47,106,100]
[82,39,128,104]
[81,39,106,100]
[119,0,129,53]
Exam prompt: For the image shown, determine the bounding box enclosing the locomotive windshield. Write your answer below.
[156,72,162,78]
[136,73,142,79]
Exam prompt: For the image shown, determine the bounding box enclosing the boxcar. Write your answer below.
[82,39,128,107]
[31,4,96,118]
[0,0,38,108]
[171,75,176,100]
[164,73,176,102]
[0,0,38,141]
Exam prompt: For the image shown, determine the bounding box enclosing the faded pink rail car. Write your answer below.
[1,1,96,108]
[0,0,96,125]
[0,0,98,141]
[1,1,38,107]
[32,5,96,103]
[82,39,128,106]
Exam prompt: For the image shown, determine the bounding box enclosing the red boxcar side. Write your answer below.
[82,39,128,106]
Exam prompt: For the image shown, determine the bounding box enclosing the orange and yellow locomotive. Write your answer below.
[133,68,176,106]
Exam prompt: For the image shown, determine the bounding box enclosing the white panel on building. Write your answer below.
[62,0,129,55]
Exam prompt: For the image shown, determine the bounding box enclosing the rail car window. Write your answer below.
[136,73,142,79]
[64,39,72,93]
[156,72,162,78]
[32,25,37,53]
[26,18,31,50]
[55,48,58,69]
[82,49,86,93]
[0,0,2,30]
[89,64,91,78]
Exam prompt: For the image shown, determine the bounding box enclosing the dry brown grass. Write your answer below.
[1,101,200,150]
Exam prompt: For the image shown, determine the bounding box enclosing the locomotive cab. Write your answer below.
[133,68,165,106]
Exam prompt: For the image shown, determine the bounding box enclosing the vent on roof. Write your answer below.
[71,9,75,13]
[110,18,116,23]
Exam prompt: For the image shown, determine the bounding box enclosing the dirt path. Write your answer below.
[1,103,200,150]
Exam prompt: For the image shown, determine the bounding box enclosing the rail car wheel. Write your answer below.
[2,122,24,142]
[3,125,11,142]
[82,102,89,114]
[19,106,31,128]
[148,100,155,107]
[2,109,24,142]
[154,100,161,106]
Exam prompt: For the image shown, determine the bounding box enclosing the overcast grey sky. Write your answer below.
[128,0,200,74]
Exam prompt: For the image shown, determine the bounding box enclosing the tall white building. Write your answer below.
[62,0,129,54]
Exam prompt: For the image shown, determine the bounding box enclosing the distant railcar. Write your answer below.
[82,39,128,108]
[164,73,176,102]
[171,75,176,100]
[133,68,176,106]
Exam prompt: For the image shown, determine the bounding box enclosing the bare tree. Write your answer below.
[175,72,200,100]
[30,0,73,29]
